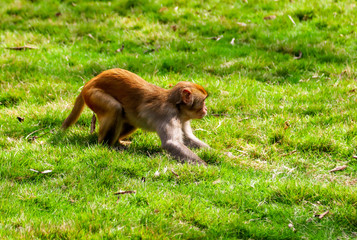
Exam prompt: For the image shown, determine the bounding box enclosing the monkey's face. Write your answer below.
[194,101,207,119]
[182,96,207,120]
[176,83,208,120]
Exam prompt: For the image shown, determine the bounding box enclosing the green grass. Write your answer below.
[1,0,357,239]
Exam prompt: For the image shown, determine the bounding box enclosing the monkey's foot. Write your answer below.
[119,140,132,146]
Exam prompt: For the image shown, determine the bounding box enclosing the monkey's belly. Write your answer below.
[124,113,156,132]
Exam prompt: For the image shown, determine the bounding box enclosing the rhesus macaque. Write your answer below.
[62,68,209,165]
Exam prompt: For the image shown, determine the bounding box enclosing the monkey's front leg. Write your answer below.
[182,121,209,149]
[158,123,207,166]
[162,140,207,166]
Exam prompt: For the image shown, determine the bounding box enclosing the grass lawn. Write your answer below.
[1,0,356,239]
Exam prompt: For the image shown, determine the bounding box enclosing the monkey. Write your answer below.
[61,68,209,165]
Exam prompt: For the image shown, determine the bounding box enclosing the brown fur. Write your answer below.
[62,68,209,165]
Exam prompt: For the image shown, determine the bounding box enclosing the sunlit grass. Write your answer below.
[1,0,356,239]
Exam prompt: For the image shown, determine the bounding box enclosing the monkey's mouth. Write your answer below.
[197,111,207,118]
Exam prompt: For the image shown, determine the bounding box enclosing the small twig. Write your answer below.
[210,113,258,118]
[279,150,297,157]
[36,129,55,139]
[25,128,48,140]
[113,190,136,195]
[224,152,237,158]
[238,117,250,122]
[29,169,53,174]
[195,128,208,132]
[143,45,161,54]
[171,169,179,177]
[288,15,296,25]
[144,48,155,54]
[214,119,224,130]
[211,113,230,117]
[6,45,38,50]
[25,127,55,141]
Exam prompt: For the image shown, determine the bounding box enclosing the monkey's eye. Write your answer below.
[193,100,204,109]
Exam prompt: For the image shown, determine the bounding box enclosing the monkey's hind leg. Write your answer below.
[86,90,124,146]
[119,123,137,140]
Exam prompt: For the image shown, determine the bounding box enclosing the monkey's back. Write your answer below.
[82,68,171,130]
[83,68,163,104]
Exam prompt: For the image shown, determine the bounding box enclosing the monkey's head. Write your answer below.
[170,82,208,120]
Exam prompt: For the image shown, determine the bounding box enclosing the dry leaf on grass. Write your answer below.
[237,22,247,27]
[113,190,136,195]
[154,170,160,177]
[329,165,347,172]
[264,15,276,20]
[288,223,296,231]
[159,7,168,12]
[17,116,24,122]
[315,210,329,219]
[116,44,124,53]
[213,179,221,184]
[294,51,302,60]
[284,120,290,130]
[171,25,177,31]
[210,35,223,41]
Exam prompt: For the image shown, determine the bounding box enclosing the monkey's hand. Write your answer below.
[182,122,209,149]
[184,137,210,149]
[161,140,207,166]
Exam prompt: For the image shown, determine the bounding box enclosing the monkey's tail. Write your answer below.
[61,92,85,130]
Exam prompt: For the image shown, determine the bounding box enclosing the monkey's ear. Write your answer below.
[182,89,192,105]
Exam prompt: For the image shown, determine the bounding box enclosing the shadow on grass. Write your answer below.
[49,130,98,147]
[49,129,165,158]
